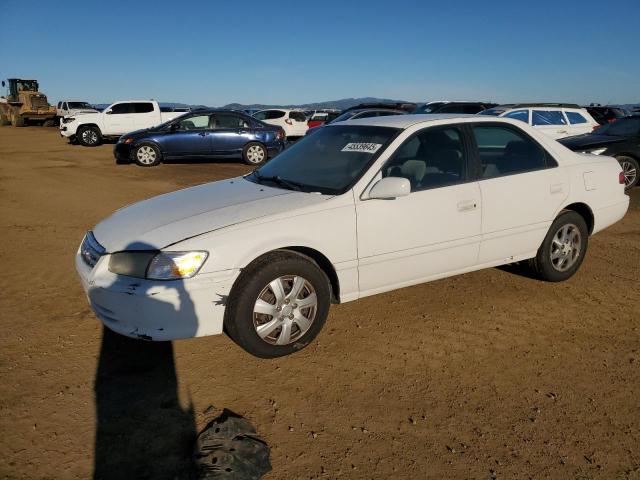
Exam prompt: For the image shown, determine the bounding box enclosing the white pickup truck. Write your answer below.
[60,100,184,146]
[56,100,98,119]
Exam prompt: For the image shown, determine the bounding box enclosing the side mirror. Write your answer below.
[169,123,180,131]
[1,81,4,87]
[367,177,411,200]
[105,109,112,114]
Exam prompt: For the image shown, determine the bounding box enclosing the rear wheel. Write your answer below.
[224,251,331,358]
[43,118,56,127]
[77,126,101,146]
[616,155,638,190]
[0,110,10,126]
[133,143,162,167]
[528,211,588,282]
[242,142,267,165]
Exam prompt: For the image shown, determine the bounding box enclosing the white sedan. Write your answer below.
[76,115,629,357]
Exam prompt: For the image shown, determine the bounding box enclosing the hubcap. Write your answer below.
[620,160,637,187]
[246,145,265,164]
[136,146,157,164]
[550,223,581,272]
[82,130,98,144]
[253,275,317,346]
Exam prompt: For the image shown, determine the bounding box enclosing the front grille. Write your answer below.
[30,95,49,109]
[80,231,105,268]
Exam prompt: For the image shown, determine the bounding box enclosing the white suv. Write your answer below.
[479,104,598,139]
[252,109,308,139]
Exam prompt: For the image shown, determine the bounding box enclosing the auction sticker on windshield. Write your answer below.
[341,142,383,153]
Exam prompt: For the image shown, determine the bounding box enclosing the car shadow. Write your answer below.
[496,261,540,280]
[92,243,199,479]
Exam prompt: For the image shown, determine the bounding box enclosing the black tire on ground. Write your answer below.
[242,142,268,165]
[224,250,331,358]
[528,210,589,282]
[0,111,10,126]
[616,155,639,190]
[77,126,102,146]
[133,143,162,167]
[43,118,56,127]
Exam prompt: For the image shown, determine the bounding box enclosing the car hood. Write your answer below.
[559,134,626,150]
[71,109,99,115]
[92,177,330,252]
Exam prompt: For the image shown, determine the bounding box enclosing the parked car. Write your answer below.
[60,100,184,146]
[559,115,640,189]
[252,109,308,139]
[307,111,341,129]
[584,105,628,125]
[76,115,628,358]
[341,102,417,114]
[478,103,599,139]
[412,101,497,115]
[306,108,408,135]
[56,100,98,119]
[113,109,285,167]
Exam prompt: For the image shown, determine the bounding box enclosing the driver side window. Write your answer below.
[177,114,211,130]
[382,126,467,191]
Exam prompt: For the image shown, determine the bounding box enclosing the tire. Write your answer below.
[528,211,588,282]
[242,142,267,165]
[0,111,9,126]
[133,143,162,167]
[43,119,55,127]
[616,155,639,190]
[77,126,101,146]
[224,250,331,358]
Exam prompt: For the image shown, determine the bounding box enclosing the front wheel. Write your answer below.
[133,143,162,167]
[224,251,331,358]
[617,156,638,190]
[242,142,267,165]
[528,211,588,282]
[77,126,101,146]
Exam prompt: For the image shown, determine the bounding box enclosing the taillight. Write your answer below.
[619,171,625,184]
[276,129,285,140]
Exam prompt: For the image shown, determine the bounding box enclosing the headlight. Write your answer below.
[108,251,208,280]
[62,117,75,123]
[588,148,607,155]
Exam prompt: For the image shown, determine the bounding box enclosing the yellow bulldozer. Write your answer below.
[0,78,57,127]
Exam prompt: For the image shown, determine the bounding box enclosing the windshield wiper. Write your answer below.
[254,172,304,191]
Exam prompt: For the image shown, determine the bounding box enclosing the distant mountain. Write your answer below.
[222,97,412,111]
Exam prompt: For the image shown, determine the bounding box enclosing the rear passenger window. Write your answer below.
[289,111,307,122]
[503,109,529,123]
[472,125,550,179]
[132,102,154,113]
[382,127,466,191]
[532,110,566,126]
[213,114,247,129]
[565,111,588,124]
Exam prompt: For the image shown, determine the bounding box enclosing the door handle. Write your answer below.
[238,130,249,135]
[550,183,564,194]
[457,200,478,212]
[198,132,207,136]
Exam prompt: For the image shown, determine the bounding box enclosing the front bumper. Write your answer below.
[114,142,133,163]
[75,240,239,341]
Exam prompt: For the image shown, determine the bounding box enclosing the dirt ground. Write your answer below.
[0,127,638,480]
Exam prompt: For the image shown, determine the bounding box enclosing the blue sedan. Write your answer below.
[114,109,286,167]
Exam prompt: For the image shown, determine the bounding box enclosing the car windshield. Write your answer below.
[68,102,93,109]
[248,125,399,195]
[594,117,640,137]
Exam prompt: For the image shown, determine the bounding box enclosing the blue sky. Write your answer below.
[0,0,638,106]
